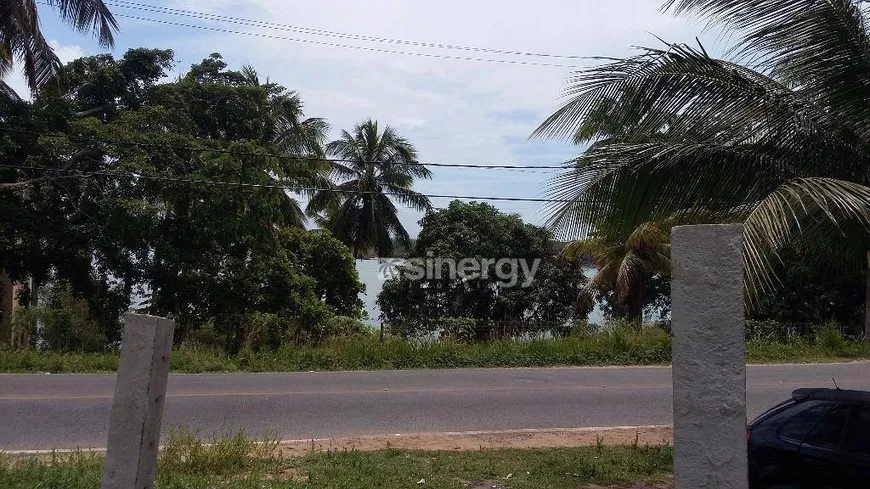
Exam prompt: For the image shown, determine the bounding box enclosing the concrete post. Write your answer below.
[101,314,174,489]
[671,224,747,489]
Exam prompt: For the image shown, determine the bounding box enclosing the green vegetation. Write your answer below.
[0,431,674,489]
[566,222,671,328]
[378,201,590,340]
[535,0,870,338]
[307,119,433,258]
[2,323,868,374]
[3,1,868,361]
[1,49,388,352]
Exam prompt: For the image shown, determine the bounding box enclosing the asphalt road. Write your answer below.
[1,363,868,451]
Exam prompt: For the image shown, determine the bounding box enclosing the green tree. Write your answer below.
[750,248,865,334]
[0,51,169,344]
[207,228,363,352]
[566,222,671,328]
[535,0,870,340]
[308,119,433,258]
[1,50,362,349]
[377,201,588,339]
[1,0,118,95]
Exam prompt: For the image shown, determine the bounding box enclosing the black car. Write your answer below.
[747,388,870,489]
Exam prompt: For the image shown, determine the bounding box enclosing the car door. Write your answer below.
[762,400,834,487]
[837,403,870,488]
[799,402,851,489]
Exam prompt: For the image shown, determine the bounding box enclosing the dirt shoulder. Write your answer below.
[276,425,674,458]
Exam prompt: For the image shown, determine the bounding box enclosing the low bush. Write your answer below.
[10,285,109,353]
[1,320,867,373]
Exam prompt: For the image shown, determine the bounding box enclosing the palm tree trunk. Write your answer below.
[631,278,645,332]
[0,270,12,345]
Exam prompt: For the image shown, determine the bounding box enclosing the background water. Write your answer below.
[355,259,606,327]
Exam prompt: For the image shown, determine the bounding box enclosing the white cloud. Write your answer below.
[11,1,727,236]
[49,40,85,63]
[174,0,718,234]
[2,70,29,100]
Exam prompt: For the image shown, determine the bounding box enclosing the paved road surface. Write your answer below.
[1,363,868,450]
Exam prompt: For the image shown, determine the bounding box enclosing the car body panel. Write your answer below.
[747,389,869,489]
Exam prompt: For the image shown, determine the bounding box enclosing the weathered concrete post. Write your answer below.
[101,314,174,489]
[671,224,747,489]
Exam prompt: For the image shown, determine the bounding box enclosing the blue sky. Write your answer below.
[5,0,725,236]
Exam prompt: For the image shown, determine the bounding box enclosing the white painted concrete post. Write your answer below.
[101,314,174,489]
[671,224,747,489]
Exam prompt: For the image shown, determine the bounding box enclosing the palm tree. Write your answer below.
[1,0,118,96]
[566,222,671,328]
[307,120,433,258]
[239,65,331,159]
[536,0,870,341]
[237,66,331,228]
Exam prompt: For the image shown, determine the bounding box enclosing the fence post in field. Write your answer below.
[101,314,174,489]
[671,224,748,489]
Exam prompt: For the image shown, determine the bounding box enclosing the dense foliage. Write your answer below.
[377,201,588,339]
[537,0,870,336]
[1,49,367,351]
[307,120,433,258]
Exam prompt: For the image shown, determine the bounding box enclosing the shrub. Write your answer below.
[319,315,370,339]
[239,312,294,352]
[816,321,846,353]
[438,317,480,342]
[159,429,279,477]
[11,286,109,352]
[10,308,37,349]
[183,326,225,350]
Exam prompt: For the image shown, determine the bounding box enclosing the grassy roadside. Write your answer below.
[1,330,868,374]
[0,432,674,489]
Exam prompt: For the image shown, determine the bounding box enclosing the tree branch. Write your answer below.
[0,172,91,191]
[0,147,102,192]
[74,106,106,118]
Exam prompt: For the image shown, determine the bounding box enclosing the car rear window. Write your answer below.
[750,398,796,427]
[778,401,832,443]
[805,403,850,449]
[843,404,870,456]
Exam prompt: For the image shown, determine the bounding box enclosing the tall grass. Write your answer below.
[1,322,867,373]
[0,431,674,489]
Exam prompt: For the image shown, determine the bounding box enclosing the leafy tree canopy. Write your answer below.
[377,201,587,339]
[536,0,870,311]
[1,48,363,348]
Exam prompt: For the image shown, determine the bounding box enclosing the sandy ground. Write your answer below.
[277,427,676,488]
[275,425,674,458]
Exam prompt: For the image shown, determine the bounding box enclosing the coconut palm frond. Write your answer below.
[307,120,432,258]
[46,0,118,46]
[744,177,870,303]
[533,43,857,150]
[0,79,22,102]
[543,140,809,239]
[539,1,870,307]
[665,0,870,140]
[2,1,118,92]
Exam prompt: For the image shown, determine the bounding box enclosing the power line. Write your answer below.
[0,127,574,170]
[0,163,577,203]
[109,12,577,68]
[107,0,585,61]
